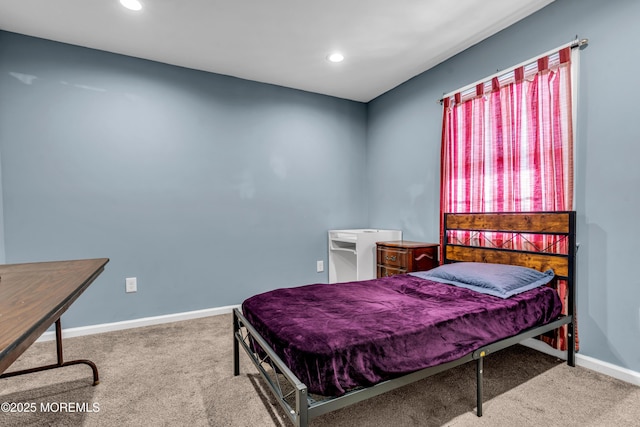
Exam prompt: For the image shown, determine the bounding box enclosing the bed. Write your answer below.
[233,211,576,426]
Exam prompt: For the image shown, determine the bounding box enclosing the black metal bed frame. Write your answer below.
[233,211,577,426]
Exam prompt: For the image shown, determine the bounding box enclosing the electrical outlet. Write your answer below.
[125,277,137,293]
[317,260,324,272]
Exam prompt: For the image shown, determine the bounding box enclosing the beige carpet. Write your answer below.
[1,313,638,426]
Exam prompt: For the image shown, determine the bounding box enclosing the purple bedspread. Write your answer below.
[242,274,562,396]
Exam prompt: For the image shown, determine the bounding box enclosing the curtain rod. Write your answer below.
[437,37,589,104]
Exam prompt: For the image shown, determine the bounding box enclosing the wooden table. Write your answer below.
[0,258,109,385]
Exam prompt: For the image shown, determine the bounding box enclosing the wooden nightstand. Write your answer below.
[376,241,439,278]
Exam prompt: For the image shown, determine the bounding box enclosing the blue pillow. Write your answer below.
[409,262,555,298]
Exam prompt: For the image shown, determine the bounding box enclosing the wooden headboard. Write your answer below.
[443,211,577,364]
[443,211,576,280]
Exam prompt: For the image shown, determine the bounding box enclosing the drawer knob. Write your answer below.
[385,255,397,261]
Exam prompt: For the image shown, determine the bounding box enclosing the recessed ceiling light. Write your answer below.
[327,53,344,63]
[120,0,142,11]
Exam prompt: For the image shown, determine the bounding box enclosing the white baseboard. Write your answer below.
[576,353,640,387]
[520,338,640,387]
[36,304,240,343]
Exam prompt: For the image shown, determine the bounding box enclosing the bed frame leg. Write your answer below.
[233,309,240,376]
[567,322,576,367]
[476,354,484,417]
[297,388,308,427]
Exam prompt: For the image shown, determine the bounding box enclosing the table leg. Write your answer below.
[0,319,99,385]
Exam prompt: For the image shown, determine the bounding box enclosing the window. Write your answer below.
[440,43,580,350]
[441,47,574,218]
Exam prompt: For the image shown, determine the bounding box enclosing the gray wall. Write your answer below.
[0,31,368,327]
[1,0,638,375]
[368,0,640,372]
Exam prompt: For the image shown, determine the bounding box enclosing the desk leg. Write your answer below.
[0,319,100,386]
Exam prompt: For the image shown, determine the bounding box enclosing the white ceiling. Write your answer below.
[0,0,554,102]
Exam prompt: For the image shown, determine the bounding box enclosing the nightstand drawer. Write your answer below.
[377,247,408,268]
[377,265,407,278]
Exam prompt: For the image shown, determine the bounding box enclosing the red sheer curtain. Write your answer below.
[440,47,575,351]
